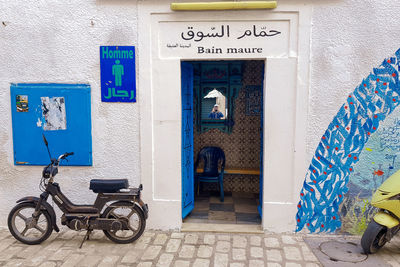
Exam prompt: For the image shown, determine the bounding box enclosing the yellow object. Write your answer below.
[371,169,400,218]
[375,169,400,193]
[373,211,400,229]
[171,1,277,11]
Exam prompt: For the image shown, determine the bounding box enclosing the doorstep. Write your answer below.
[181,222,264,234]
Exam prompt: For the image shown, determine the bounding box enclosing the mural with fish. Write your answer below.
[340,107,400,234]
[296,48,400,233]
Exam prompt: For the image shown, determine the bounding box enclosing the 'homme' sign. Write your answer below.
[100,46,136,102]
[158,21,289,58]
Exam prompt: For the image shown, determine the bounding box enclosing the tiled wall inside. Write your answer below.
[193,60,264,193]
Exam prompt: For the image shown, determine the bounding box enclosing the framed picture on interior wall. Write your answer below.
[245,85,262,116]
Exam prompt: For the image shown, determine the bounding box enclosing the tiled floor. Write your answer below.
[183,191,261,224]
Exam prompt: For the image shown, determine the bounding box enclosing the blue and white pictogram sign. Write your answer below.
[100,46,136,102]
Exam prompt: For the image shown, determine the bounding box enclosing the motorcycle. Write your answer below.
[361,169,400,253]
[8,134,148,247]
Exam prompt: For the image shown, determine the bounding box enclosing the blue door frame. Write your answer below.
[181,60,264,221]
[181,62,195,219]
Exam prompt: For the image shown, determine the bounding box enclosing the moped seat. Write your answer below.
[89,179,129,193]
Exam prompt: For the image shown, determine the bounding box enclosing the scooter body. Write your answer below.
[47,180,147,230]
[361,169,400,254]
[8,136,149,246]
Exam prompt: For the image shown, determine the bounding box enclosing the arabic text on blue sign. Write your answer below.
[100,46,136,102]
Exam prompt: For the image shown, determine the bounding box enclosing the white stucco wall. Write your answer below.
[308,0,400,160]
[1,0,400,232]
[0,0,140,227]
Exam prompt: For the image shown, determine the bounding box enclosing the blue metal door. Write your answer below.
[258,65,265,217]
[181,62,195,219]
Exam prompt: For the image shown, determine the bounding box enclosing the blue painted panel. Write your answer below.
[100,46,136,102]
[10,84,92,166]
[181,62,195,219]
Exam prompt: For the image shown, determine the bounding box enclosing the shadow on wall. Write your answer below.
[296,49,400,233]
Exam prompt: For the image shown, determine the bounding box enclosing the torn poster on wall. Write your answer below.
[41,97,67,131]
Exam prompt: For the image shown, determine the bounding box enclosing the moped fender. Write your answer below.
[109,200,148,219]
[137,199,149,219]
[374,211,400,229]
[17,196,60,232]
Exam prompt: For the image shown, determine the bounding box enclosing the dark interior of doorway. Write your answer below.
[184,60,265,225]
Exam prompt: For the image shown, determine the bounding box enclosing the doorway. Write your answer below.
[181,60,265,225]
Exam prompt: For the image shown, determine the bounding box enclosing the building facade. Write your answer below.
[1,0,400,233]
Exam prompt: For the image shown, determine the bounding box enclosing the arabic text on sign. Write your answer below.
[180,25,281,42]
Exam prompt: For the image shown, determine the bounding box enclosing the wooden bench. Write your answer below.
[196,168,260,175]
[195,167,260,195]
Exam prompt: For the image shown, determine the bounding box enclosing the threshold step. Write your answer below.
[181,223,263,234]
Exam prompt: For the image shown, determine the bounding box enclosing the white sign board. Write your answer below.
[159,21,290,58]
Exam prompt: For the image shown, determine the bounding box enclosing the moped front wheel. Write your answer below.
[101,202,145,244]
[8,202,53,245]
[361,220,387,254]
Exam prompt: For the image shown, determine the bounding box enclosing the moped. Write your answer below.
[8,135,148,247]
[361,169,400,253]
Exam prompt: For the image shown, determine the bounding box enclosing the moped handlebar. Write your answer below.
[63,152,74,158]
[57,152,75,163]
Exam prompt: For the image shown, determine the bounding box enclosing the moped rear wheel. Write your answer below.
[101,202,145,244]
[8,202,53,245]
[361,220,387,254]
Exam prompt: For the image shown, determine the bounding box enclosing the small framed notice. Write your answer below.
[245,85,262,116]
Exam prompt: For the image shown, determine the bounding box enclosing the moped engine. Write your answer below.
[62,215,91,231]
[91,218,129,231]
[69,219,86,231]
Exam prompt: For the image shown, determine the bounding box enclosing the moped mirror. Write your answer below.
[42,134,48,146]
[42,133,52,160]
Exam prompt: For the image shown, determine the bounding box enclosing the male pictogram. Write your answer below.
[112,60,124,86]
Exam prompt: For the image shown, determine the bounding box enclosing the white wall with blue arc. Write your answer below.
[296,49,400,233]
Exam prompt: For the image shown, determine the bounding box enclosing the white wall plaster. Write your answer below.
[1,0,400,232]
[307,0,400,162]
[0,0,140,227]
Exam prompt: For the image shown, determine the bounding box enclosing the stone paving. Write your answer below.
[0,227,399,267]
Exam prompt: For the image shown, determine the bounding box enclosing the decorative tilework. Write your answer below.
[193,61,264,193]
[184,192,261,224]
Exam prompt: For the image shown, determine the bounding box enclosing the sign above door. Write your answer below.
[158,21,289,58]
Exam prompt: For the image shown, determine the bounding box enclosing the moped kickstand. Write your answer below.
[79,229,92,249]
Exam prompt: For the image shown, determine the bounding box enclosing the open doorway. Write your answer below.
[182,60,265,225]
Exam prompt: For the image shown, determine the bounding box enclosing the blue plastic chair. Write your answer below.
[194,146,226,202]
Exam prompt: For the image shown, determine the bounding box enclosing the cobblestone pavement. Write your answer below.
[0,228,399,267]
